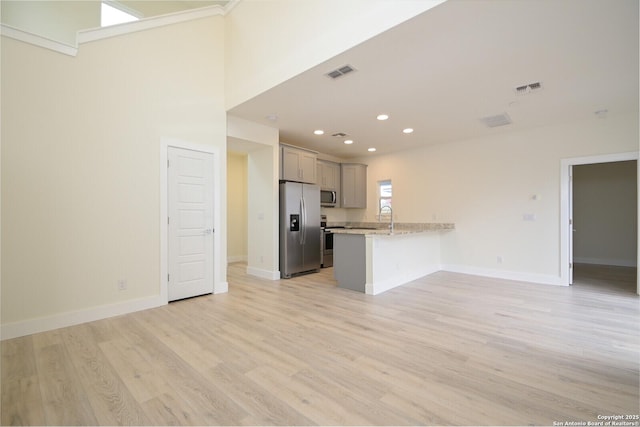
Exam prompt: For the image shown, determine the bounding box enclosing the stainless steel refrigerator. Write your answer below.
[279,181,321,278]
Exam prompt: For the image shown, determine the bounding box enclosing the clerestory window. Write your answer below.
[101,2,140,27]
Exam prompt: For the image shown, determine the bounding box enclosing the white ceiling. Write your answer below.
[228,0,639,159]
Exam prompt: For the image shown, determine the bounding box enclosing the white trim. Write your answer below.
[217,281,229,294]
[0,83,2,340]
[1,295,165,341]
[442,264,565,287]
[561,151,639,167]
[0,24,78,56]
[160,138,226,304]
[228,255,248,263]
[78,5,224,44]
[1,4,226,56]
[224,0,243,14]
[246,266,281,280]
[560,151,638,287]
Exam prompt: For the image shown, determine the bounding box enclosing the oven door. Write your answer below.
[322,230,334,268]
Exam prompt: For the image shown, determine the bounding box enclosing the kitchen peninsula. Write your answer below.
[332,223,454,295]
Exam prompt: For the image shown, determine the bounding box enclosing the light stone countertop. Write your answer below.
[328,222,454,236]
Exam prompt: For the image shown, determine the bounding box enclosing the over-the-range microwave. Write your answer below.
[320,190,337,207]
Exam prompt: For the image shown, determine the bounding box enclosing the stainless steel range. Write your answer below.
[320,215,333,268]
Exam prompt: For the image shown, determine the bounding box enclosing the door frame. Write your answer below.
[160,138,226,303]
[560,151,638,290]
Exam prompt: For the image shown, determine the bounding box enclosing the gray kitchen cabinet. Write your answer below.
[317,160,340,191]
[341,163,367,208]
[281,145,317,184]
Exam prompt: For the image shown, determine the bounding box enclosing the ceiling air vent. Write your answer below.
[332,132,348,138]
[326,65,357,79]
[514,81,543,95]
[480,113,512,128]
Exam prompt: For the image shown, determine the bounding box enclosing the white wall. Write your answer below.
[348,113,638,284]
[1,15,226,336]
[223,0,445,110]
[573,161,637,267]
[227,151,248,262]
[1,1,100,45]
[247,146,280,279]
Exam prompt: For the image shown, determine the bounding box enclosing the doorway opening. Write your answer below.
[560,152,638,295]
[572,161,637,294]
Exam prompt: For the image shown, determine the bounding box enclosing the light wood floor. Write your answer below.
[2,263,638,426]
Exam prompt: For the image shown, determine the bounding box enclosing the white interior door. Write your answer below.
[168,147,214,301]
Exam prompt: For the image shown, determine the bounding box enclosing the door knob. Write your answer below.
[203,228,213,235]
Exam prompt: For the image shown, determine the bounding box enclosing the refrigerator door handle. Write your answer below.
[303,196,307,244]
[301,196,306,244]
[299,198,305,244]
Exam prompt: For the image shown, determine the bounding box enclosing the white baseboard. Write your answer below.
[441,264,566,286]
[227,255,247,264]
[573,257,637,268]
[0,263,574,340]
[214,281,229,294]
[1,295,166,341]
[246,266,280,280]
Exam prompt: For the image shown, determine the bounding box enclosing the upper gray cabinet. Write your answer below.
[281,145,317,184]
[317,160,340,191]
[341,163,367,209]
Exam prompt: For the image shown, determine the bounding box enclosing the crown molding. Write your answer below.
[1,2,231,56]
[78,4,225,44]
[224,0,242,14]
[0,24,78,56]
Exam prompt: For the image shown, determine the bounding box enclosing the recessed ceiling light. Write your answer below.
[313,130,324,135]
[368,147,376,152]
[376,114,389,121]
[344,140,354,145]
[402,128,414,134]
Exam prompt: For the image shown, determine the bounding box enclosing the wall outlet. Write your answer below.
[497,256,503,264]
[117,279,127,291]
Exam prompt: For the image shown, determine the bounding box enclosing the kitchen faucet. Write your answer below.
[379,205,394,233]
